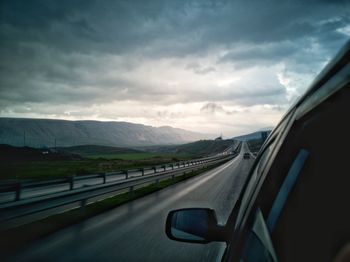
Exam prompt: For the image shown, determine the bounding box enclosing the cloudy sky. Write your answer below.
[0,0,349,137]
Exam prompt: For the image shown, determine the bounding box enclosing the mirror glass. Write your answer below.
[170,209,210,241]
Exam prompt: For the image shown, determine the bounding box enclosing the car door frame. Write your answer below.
[222,108,297,262]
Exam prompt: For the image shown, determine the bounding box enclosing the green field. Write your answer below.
[1,160,100,180]
[0,140,231,180]
[0,152,193,180]
[61,145,192,160]
[173,139,235,157]
[85,152,192,160]
[61,145,140,157]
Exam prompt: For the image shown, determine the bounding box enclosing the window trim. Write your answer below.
[266,148,309,232]
[235,108,297,232]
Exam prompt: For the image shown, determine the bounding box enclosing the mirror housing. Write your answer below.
[165,208,227,244]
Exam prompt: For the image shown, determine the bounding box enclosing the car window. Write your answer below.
[234,108,297,226]
[240,208,278,262]
[244,84,350,262]
[268,86,350,262]
[266,149,309,231]
[239,148,310,262]
[235,137,277,225]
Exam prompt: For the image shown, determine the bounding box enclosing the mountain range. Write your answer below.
[0,118,212,148]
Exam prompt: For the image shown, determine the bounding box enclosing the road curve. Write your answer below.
[9,143,253,262]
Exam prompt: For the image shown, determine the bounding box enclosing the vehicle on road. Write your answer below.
[243,153,250,159]
[165,41,350,261]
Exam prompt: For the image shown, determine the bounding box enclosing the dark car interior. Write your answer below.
[248,84,350,261]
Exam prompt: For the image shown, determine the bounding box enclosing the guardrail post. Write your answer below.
[15,182,21,201]
[129,186,134,198]
[171,164,174,170]
[141,168,144,176]
[153,167,157,173]
[163,165,166,172]
[102,173,106,184]
[124,170,129,179]
[69,176,74,190]
[81,198,87,207]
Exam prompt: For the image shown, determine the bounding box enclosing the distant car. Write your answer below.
[243,153,250,159]
[165,41,350,261]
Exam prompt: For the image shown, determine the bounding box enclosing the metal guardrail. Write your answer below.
[0,154,237,230]
[0,152,238,202]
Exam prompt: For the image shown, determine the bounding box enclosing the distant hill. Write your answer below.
[233,130,272,141]
[0,118,212,148]
[147,139,236,157]
[174,139,235,157]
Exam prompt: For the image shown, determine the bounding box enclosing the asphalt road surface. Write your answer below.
[9,143,254,262]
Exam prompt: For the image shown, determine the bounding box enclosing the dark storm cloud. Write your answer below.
[218,15,350,70]
[0,0,349,113]
[2,0,349,56]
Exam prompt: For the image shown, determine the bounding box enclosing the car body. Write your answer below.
[243,153,250,159]
[165,41,350,262]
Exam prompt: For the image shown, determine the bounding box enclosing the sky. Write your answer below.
[0,0,349,137]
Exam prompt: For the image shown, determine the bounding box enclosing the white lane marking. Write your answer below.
[16,157,241,259]
[79,157,239,233]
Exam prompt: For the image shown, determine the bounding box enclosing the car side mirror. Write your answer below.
[165,208,227,244]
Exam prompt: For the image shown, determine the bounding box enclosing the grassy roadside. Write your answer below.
[0,153,193,180]
[0,158,231,256]
[83,152,192,160]
[246,138,264,153]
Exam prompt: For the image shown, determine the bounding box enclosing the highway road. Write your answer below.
[8,143,254,262]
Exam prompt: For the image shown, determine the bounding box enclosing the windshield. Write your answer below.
[0,1,349,261]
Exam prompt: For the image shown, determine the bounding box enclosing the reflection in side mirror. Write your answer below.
[165,208,227,244]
